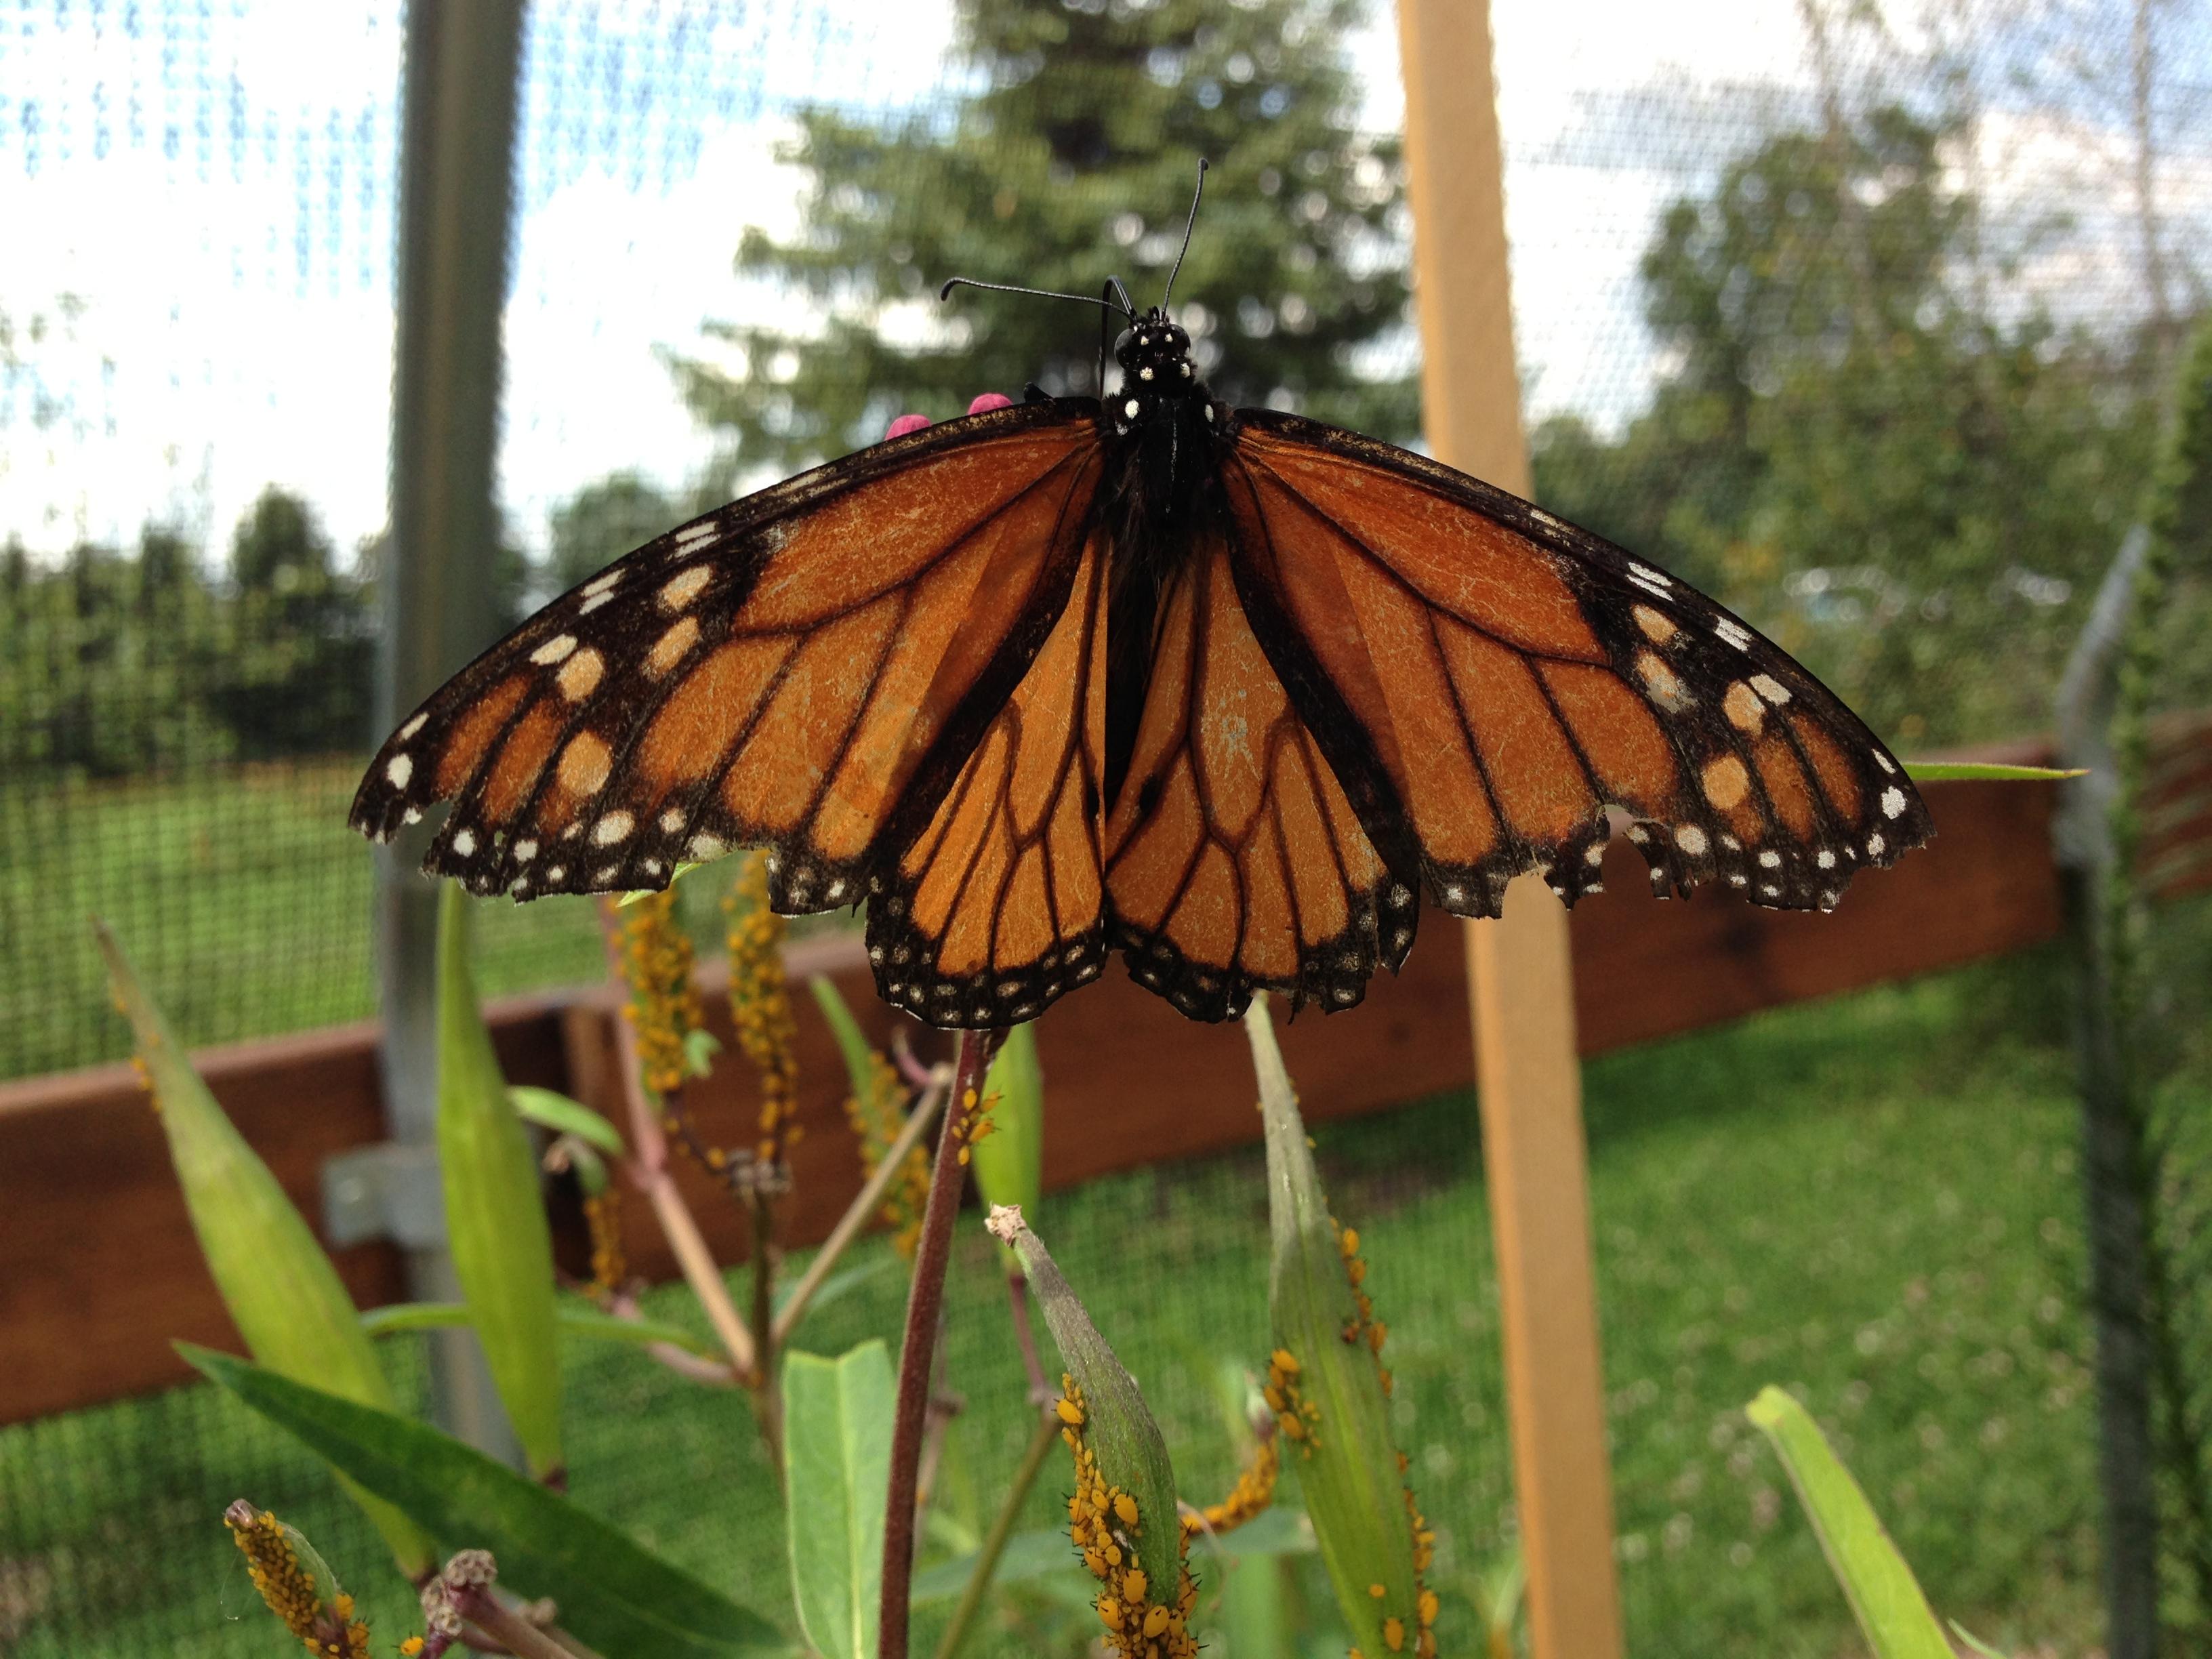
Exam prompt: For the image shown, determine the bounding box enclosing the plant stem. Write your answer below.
[931,1409,1061,1659]
[1004,1271,1052,1406]
[747,1187,784,1475]
[878,1027,997,1659]
[451,1591,585,1659]
[773,1067,950,1348]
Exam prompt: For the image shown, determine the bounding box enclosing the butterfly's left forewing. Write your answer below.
[350,403,1107,916]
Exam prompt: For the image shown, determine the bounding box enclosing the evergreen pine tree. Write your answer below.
[674,0,1413,476]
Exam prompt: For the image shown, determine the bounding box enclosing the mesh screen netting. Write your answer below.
[5,1,2212,1655]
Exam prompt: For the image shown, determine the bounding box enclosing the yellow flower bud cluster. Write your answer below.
[1261,1348,1321,1456]
[223,1502,371,1658]
[616,888,702,1098]
[583,1189,626,1296]
[842,1048,930,1258]
[723,854,800,1169]
[1058,1378,1198,1659]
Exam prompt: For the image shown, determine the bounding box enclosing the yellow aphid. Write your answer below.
[1123,1569,1149,1603]
[1368,1582,1386,1598]
[1057,1395,1085,1426]
[1370,1322,1389,1353]
[1340,1227,1359,1258]
[1114,1492,1140,1528]
[1418,1589,1440,1626]
[1143,1605,1170,1638]
[1097,1597,1124,1632]
[1271,1349,1300,1374]
[1384,1615,1406,1651]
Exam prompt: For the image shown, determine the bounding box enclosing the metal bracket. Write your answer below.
[323,1143,447,1251]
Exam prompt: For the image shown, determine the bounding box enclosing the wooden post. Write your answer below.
[1394,4,1627,1656]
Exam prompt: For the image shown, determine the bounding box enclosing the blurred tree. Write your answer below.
[673,0,1414,477]
[213,489,375,759]
[1532,106,2160,749]
[544,471,682,593]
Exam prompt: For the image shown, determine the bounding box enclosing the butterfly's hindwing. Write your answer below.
[1101,521,1413,1023]
[869,529,1111,1028]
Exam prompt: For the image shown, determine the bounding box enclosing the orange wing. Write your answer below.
[872,529,1109,1028]
[1101,521,1413,1021]
[351,403,1106,958]
[1221,410,1932,927]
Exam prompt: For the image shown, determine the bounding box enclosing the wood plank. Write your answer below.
[0,767,2079,1424]
[1394,0,1626,1649]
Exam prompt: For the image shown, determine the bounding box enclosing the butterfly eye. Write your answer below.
[1113,328,1136,357]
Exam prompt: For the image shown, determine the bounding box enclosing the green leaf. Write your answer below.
[773,1253,896,1335]
[1902,760,2085,782]
[508,1085,627,1157]
[360,1300,718,1359]
[808,975,878,1106]
[617,861,704,905]
[183,1346,790,1657]
[782,1340,895,1659]
[94,920,434,1578]
[973,1023,1044,1256]
[437,884,565,1479]
[909,1528,1076,1605]
[1246,996,1422,1657]
[1745,1386,1952,1659]
[1950,1622,2013,1658]
[987,1207,1181,1591]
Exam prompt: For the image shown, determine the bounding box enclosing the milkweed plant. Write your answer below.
[98,373,2102,1659]
[95,823,2050,1659]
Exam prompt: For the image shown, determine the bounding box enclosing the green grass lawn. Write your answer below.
[0,762,737,1081]
[0,949,2110,1656]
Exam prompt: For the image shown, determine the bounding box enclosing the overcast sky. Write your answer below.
[0,0,2200,565]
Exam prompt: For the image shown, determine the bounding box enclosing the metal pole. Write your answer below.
[1394,1,1627,1654]
[374,0,529,1465]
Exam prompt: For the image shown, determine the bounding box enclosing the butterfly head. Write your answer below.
[1112,307,1197,426]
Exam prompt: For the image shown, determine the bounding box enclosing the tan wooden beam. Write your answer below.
[1393,2,1627,1654]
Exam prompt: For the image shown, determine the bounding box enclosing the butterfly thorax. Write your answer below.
[1111,308,1204,428]
[1100,307,1228,808]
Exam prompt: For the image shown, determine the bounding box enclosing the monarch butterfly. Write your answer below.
[352,173,1930,1030]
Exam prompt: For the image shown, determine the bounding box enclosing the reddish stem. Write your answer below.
[877,1028,997,1659]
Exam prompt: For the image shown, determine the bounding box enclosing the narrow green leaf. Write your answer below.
[183,1346,790,1658]
[508,1085,628,1157]
[772,1254,895,1334]
[1950,1622,2013,1658]
[987,1207,1182,1595]
[617,861,703,905]
[1745,1386,1952,1659]
[808,975,878,1106]
[782,1341,895,1659]
[360,1300,718,1359]
[94,920,434,1578]
[910,1528,1074,1605]
[1246,996,1422,1658]
[437,884,564,1479]
[972,1023,1044,1253]
[1902,760,2086,782]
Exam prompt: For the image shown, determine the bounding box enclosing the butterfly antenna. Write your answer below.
[939,275,1136,316]
[1161,157,1210,310]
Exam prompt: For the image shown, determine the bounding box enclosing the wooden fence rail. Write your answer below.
[0,762,2068,1426]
